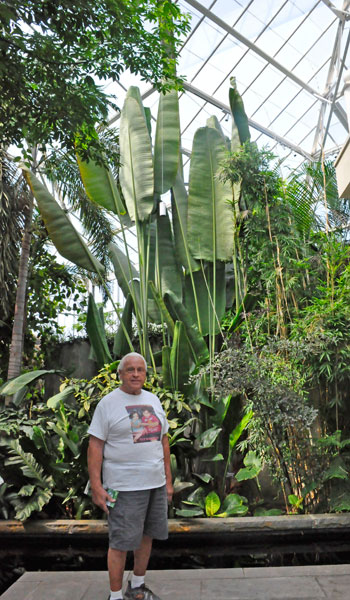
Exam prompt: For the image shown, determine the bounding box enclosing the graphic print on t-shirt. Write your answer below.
[126,404,162,443]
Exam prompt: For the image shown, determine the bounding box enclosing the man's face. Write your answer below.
[119,356,147,395]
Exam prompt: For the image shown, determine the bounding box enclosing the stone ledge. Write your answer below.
[1,514,350,537]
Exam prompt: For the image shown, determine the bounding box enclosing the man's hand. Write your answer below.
[91,485,115,514]
[166,480,174,504]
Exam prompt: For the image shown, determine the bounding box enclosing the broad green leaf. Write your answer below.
[154,90,180,194]
[48,423,80,457]
[164,290,209,365]
[212,395,231,427]
[205,491,221,516]
[175,508,204,517]
[221,493,247,513]
[47,386,75,410]
[86,293,112,369]
[109,242,139,300]
[216,504,249,517]
[184,262,226,336]
[229,77,250,145]
[171,171,199,272]
[156,210,183,300]
[170,321,190,392]
[206,116,228,146]
[229,410,253,450]
[197,426,222,450]
[0,369,56,396]
[235,451,263,481]
[23,170,104,274]
[77,153,126,215]
[185,486,206,508]
[119,86,154,221]
[187,126,234,261]
[162,345,173,390]
[113,295,134,357]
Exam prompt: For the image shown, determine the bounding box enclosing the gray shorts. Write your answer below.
[108,485,168,551]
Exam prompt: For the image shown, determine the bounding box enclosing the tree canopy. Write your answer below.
[0,0,190,158]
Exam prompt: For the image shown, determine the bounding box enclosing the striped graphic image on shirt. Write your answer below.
[126,405,162,443]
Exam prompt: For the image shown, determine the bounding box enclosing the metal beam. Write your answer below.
[184,0,328,101]
[182,82,313,160]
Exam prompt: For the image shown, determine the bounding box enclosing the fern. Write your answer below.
[3,439,54,521]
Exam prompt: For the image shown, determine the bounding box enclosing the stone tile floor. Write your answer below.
[1,565,350,599]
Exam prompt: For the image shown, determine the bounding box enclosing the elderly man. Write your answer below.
[88,352,173,600]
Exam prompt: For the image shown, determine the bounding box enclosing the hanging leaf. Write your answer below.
[229,410,253,450]
[86,293,112,368]
[162,345,173,390]
[119,86,154,221]
[113,295,134,357]
[183,262,226,336]
[187,126,234,262]
[156,209,183,300]
[109,242,139,300]
[47,386,75,410]
[0,369,57,396]
[77,152,126,215]
[164,290,209,365]
[170,321,190,392]
[23,169,104,274]
[197,427,222,450]
[229,77,250,145]
[154,89,180,195]
[171,171,199,272]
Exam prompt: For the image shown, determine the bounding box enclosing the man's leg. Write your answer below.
[133,534,153,576]
[108,547,127,592]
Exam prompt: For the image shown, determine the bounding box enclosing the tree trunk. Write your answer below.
[7,193,34,380]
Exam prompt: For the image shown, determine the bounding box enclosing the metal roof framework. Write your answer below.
[109,0,350,176]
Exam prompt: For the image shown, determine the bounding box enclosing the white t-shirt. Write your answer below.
[88,387,169,491]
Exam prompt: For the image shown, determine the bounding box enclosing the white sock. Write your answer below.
[109,589,123,599]
[131,574,145,588]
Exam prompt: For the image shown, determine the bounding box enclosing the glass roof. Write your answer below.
[107,0,350,177]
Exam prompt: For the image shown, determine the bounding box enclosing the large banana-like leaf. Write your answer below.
[23,170,104,274]
[162,345,173,390]
[0,369,57,396]
[113,295,134,358]
[171,171,199,272]
[183,262,226,336]
[229,77,250,145]
[76,153,126,215]
[164,291,209,366]
[170,321,190,392]
[86,293,112,368]
[207,116,229,148]
[109,242,139,300]
[119,86,154,221]
[156,209,183,300]
[187,127,234,262]
[154,90,180,195]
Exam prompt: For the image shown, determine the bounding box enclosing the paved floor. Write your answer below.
[1,565,350,599]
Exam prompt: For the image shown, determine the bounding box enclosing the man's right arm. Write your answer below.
[87,435,114,514]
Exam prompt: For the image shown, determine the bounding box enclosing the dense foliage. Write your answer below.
[0,0,190,158]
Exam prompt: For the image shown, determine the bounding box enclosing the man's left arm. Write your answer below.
[162,434,173,503]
